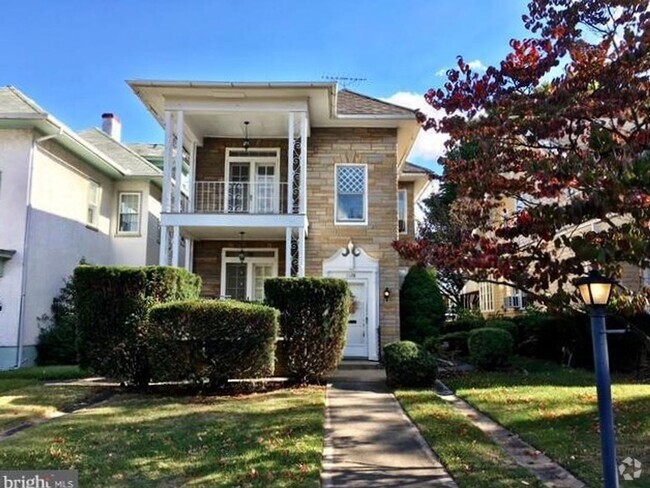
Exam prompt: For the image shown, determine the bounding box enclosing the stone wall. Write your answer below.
[305,127,401,347]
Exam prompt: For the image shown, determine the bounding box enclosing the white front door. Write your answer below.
[344,281,368,358]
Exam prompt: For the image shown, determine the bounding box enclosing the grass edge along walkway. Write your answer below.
[395,389,545,488]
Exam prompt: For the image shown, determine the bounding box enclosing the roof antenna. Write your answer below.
[322,75,367,89]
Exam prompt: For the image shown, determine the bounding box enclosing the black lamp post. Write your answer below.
[575,269,618,488]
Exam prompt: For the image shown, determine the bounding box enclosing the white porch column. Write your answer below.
[172,227,181,267]
[173,111,184,212]
[159,111,175,265]
[184,238,193,272]
[299,112,307,215]
[285,227,293,276]
[188,140,197,213]
[297,227,305,277]
[287,112,295,213]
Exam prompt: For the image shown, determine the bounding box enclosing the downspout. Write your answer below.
[15,129,63,368]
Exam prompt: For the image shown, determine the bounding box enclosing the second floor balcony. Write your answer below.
[193,180,290,214]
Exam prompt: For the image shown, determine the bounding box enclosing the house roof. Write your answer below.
[128,142,165,162]
[0,86,47,116]
[79,129,161,177]
[402,161,433,175]
[337,89,415,117]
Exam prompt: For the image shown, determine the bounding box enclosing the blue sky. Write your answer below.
[1,1,529,169]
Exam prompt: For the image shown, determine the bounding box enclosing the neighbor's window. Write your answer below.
[117,192,141,234]
[478,282,494,312]
[87,181,100,227]
[398,189,408,234]
[336,165,367,223]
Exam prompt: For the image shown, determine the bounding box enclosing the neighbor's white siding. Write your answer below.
[0,130,32,353]
[22,141,117,348]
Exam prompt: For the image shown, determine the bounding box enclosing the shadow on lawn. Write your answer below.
[0,389,325,487]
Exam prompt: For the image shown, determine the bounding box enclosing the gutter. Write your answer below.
[15,132,45,368]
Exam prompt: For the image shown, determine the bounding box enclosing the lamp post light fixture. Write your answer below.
[575,269,619,488]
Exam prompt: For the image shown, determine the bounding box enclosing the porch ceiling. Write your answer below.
[186,111,293,139]
[182,225,287,240]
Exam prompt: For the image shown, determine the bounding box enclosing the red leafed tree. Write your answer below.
[397,0,650,311]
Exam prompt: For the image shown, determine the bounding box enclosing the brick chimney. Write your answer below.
[101,113,122,141]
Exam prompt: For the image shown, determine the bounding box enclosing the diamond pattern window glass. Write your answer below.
[336,165,366,223]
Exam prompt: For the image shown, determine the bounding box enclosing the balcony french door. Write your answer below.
[226,160,278,214]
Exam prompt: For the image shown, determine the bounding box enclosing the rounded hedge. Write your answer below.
[148,299,278,386]
[264,277,350,384]
[383,341,437,388]
[485,319,518,342]
[468,327,514,370]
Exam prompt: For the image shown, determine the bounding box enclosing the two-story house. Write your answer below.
[129,81,425,360]
[0,86,163,369]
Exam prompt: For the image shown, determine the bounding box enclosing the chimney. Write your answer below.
[101,113,122,141]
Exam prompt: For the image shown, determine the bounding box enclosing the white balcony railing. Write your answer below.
[193,180,289,214]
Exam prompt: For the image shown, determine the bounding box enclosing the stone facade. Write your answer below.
[305,127,401,348]
[192,128,403,349]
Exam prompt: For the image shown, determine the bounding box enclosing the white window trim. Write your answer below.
[224,148,281,214]
[398,189,408,234]
[116,191,142,236]
[334,163,368,226]
[479,282,495,312]
[220,247,278,300]
[86,181,101,229]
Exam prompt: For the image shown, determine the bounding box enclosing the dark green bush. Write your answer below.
[383,341,438,388]
[74,265,201,386]
[485,319,518,343]
[442,314,485,334]
[264,277,350,384]
[400,266,446,343]
[428,331,470,357]
[468,327,514,370]
[148,300,278,385]
[36,278,78,365]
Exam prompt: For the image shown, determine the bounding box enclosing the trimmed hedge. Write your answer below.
[383,341,438,388]
[400,266,446,343]
[264,277,349,384]
[485,319,518,344]
[468,327,514,370]
[148,300,278,386]
[442,316,486,334]
[36,278,78,365]
[74,265,201,385]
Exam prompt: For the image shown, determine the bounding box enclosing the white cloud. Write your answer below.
[381,91,448,165]
[435,59,487,76]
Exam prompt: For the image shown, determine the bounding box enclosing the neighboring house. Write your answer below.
[128,81,426,360]
[0,86,162,369]
[459,196,650,318]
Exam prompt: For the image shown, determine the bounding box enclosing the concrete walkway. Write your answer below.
[322,367,457,487]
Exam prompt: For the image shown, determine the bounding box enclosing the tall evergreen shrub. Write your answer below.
[400,266,446,343]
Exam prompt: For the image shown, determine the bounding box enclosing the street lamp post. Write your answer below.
[575,270,619,488]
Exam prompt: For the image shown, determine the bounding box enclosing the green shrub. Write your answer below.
[430,331,470,357]
[468,327,514,370]
[264,277,349,384]
[383,341,438,388]
[74,265,201,386]
[148,300,278,385]
[442,316,486,334]
[36,278,78,365]
[400,266,446,343]
[485,319,518,343]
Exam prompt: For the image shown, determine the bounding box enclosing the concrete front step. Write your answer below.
[337,360,382,370]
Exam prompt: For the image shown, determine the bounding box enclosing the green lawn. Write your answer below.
[0,365,98,430]
[445,359,650,487]
[0,387,325,487]
[396,390,544,487]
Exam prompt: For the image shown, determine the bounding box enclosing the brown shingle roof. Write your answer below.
[403,161,433,175]
[337,89,415,117]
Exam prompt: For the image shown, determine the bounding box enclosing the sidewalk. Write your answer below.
[322,367,457,487]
